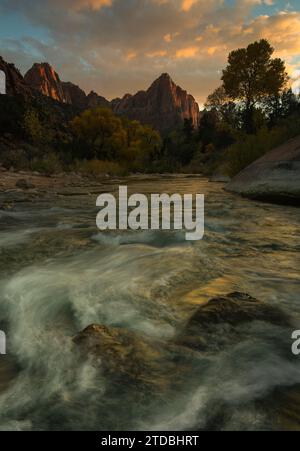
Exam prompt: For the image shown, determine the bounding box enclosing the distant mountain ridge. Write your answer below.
[0,56,200,133]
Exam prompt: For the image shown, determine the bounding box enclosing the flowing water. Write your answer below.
[0,176,299,431]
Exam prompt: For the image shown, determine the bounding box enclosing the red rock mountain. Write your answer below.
[2,57,200,132]
[24,63,69,103]
[61,81,88,109]
[86,90,110,109]
[112,73,200,132]
[24,62,110,110]
[0,56,31,97]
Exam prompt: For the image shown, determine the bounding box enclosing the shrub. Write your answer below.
[30,153,63,175]
[73,160,128,176]
[223,116,300,177]
[23,109,43,143]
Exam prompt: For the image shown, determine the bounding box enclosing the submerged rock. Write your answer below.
[73,324,195,393]
[187,292,289,328]
[226,136,300,206]
[178,292,291,351]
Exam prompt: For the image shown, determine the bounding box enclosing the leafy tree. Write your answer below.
[71,108,126,160]
[71,107,162,170]
[265,89,300,125]
[23,109,43,143]
[205,86,229,114]
[222,39,288,132]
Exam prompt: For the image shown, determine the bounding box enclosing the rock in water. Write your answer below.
[178,292,291,351]
[73,324,195,393]
[226,136,300,206]
[187,292,289,328]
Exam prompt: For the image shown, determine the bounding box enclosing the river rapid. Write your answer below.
[0,175,299,431]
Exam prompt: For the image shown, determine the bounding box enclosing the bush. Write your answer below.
[0,147,29,170]
[222,115,300,177]
[72,160,128,176]
[30,153,63,175]
[23,109,43,143]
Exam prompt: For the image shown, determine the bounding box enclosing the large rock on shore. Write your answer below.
[226,136,300,206]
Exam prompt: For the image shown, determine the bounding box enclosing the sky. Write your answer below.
[0,0,300,106]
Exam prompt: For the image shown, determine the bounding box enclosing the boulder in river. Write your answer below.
[178,292,291,351]
[226,136,300,206]
[73,324,195,393]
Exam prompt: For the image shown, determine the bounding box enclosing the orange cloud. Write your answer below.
[71,0,112,11]
[125,52,137,61]
[146,51,167,58]
[175,46,199,58]
[181,0,198,12]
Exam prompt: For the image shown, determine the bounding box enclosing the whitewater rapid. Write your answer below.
[0,176,299,430]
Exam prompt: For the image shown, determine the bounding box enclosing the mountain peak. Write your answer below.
[113,73,200,133]
[24,62,68,102]
[152,73,174,87]
[24,62,110,108]
[158,72,172,80]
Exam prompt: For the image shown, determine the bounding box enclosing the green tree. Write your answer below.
[71,108,126,160]
[222,39,288,132]
[71,107,162,171]
[23,109,43,143]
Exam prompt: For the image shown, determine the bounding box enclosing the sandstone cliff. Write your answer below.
[24,63,68,103]
[112,73,200,133]
[61,81,87,109]
[24,62,110,110]
[86,90,110,109]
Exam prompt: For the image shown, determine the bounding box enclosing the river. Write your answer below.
[0,175,299,430]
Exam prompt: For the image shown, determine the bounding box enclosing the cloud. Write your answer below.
[0,0,299,105]
[70,0,113,11]
[181,0,198,12]
[175,46,199,58]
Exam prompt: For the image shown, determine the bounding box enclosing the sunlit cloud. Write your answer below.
[72,0,113,10]
[175,46,199,58]
[146,50,167,58]
[0,0,299,104]
[181,0,198,12]
[125,51,137,61]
